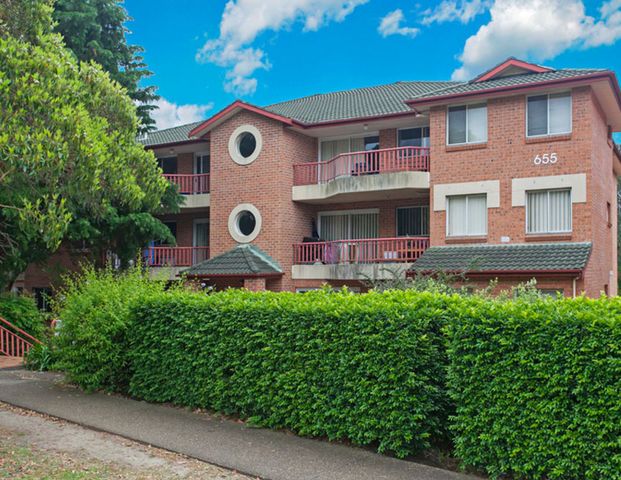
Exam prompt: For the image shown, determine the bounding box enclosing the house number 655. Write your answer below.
[533,153,558,165]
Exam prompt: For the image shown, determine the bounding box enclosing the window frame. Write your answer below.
[446,103,488,146]
[525,188,572,235]
[526,92,572,138]
[317,208,379,240]
[395,205,430,237]
[194,151,210,174]
[317,132,380,161]
[446,194,488,237]
[397,126,430,148]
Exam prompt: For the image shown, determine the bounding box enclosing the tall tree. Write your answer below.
[53,0,158,133]
[0,0,178,291]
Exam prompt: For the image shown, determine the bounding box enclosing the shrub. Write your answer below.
[128,289,454,457]
[24,342,54,371]
[446,296,621,480]
[52,265,167,392]
[0,293,46,338]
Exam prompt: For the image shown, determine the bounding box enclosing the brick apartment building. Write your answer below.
[16,58,621,298]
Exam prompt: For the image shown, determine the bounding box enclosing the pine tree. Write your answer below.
[53,0,158,132]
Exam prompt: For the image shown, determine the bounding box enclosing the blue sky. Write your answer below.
[124,0,621,130]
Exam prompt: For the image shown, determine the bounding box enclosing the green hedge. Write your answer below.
[128,289,454,457]
[53,266,167,392]
[447,296,621,479]
[0,293,45,338]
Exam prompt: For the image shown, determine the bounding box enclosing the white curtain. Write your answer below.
[467,104,487,143]
[448,195,486,236]
[527,189,571,233]
[549,93,571,134]
[320,139,350,161]
[448,196,468,236]
[319,212,378,240]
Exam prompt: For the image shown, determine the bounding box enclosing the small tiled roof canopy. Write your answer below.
[409,242,592,275]
[181,244,283,278]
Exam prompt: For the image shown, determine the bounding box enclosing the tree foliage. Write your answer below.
[53,0,158,132]
[0,0,177,290]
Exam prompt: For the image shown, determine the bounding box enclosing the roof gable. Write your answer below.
[182,244,283,278]
[472,57,552,83]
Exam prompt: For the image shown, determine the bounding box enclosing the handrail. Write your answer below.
[144,246,210,267]
[293,146,430,186]
[293,236,429,265]
[0,316,41,345]
[163,173,210,194]
[0,316,42,358]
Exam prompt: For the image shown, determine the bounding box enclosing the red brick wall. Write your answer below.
[209,111,317,291]
[428,86,615,295]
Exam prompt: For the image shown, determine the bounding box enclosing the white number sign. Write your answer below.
[533,153,558,165]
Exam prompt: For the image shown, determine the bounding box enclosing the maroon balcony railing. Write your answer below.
[144,246,210,267]
[293,146,430,186]
[293,237,429,265]
[163,174,210,194]
[0,316,41,358]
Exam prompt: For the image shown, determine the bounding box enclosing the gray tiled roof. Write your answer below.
[264,81,459,124]
[141,121,204,147]
[408,69,605,102]
[182,244,282,277]
[410,242,592,273]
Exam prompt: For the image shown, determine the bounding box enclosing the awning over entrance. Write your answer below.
[409,242,592,275]
[181,244,283,278]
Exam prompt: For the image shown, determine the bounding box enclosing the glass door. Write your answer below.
[193,219,210,264]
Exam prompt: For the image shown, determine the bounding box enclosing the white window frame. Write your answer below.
[397,126,430,148]
[194,151,210,174]
[396,205,430,237]
[525,188,572,234]
[317,132,380,161]
[526,92,572,138]
[446,103,488,146]
[317,208,379,240]
[192,218,210,247]
[446,194,488,237]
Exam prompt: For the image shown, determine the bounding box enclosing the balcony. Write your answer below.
[144,246,210,268]
[292,147,430,204]
[291,237,429,281]
[163,174,210,208]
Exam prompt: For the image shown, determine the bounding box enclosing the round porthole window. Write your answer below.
[228,204,262,243]
[228,125,262,165]
[237,210,256,236]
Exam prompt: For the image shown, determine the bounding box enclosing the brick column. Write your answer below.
[244,277,266,291]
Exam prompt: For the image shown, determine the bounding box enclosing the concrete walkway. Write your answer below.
[0,368,479,480]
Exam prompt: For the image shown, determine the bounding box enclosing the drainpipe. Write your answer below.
[572,276,578,298]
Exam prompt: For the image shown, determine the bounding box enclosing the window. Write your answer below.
[32,287,52,312]
[539,289,563,298]
[318,210,379,240]
[607,202,612,228]
[398,127,430,148]
[447,194,487,236]
[396,206,429,236]
[526,189,572,234]
[237,211,256,236]
[157,156,177,174]
[228,125,263,165]
[447,104,487,145]
[527,92,571,137]
[228,203,262,243]
[194,152,210,174]
[320,135,379,161]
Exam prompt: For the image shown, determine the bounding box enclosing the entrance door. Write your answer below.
[193,219,210,264]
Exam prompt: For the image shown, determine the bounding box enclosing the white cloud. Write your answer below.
[422,0,490,25]
[151,98,214,130]
[378,9,419,38]
[197,0,368,96]
[450,0,621,81]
